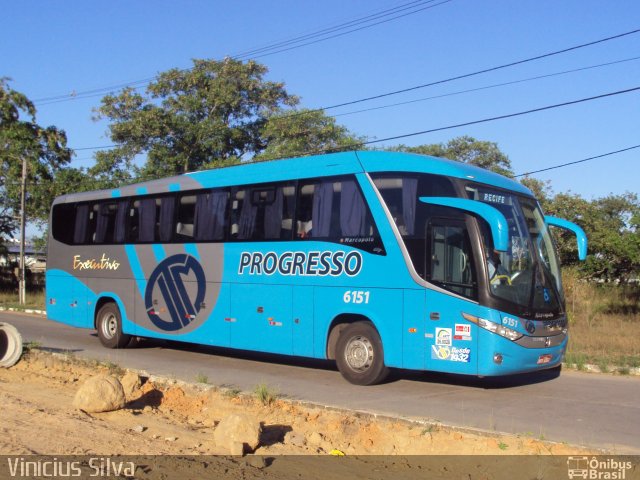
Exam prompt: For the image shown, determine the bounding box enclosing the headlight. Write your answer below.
[462,313,523,341]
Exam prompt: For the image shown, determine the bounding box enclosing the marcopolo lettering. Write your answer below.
[238,250,363,277]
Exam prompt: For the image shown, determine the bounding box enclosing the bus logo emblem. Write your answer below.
[145,254,206,331]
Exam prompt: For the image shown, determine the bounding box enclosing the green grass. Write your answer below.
[253,383,278,406]
[195,373,209,384]
[23,340,42,351]
[101,361,125,377]
[498,442,508,451]
[597,360,609,374]
[223,387,242,398]
[0,290,45,309]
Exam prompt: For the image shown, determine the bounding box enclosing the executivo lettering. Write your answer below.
[73,254,120,271]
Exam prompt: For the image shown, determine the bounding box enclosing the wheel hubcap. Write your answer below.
[344,335,373,372]
[102,314,117,339]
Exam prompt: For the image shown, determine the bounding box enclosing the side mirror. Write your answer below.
[419,197,509,251]
[545,216,588,261]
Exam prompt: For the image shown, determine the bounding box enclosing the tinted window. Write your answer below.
[297,176,384,254]
[229,182,296,241]
[51,203,75,244]
[428,220,477,299]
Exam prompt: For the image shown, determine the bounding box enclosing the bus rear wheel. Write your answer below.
[96,303,131,349]
[335,322,389,386]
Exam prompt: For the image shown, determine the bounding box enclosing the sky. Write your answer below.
[2,0,639,201]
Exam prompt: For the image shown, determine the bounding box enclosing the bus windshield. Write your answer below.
[466,185,563,315]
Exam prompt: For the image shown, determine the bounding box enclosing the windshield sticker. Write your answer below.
[454,324,472,341]
[238,250,363,277]
[431,346,471,363]
[435,328,452,346]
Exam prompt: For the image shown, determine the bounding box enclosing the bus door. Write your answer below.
[230,283,293,355]
[424,218,478,375]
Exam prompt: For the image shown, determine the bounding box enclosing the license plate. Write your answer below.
[537,354,553,364]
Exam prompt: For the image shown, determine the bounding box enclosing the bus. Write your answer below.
[46,151,587,385]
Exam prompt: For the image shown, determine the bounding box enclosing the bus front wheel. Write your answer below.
[335,322,389,386]
[96,303,131,349]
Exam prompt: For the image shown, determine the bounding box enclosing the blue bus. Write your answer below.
[46,151,587,385]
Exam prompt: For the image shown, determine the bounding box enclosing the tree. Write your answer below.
[545,192,639,282]
[393,136,513,176]
[520,176,553,210]
[255,109,365,161]
[93,58,300,180]
[0,78,72,234]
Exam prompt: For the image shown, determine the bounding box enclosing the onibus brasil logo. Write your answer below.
[567,457,633,479]
[145,254,206,331]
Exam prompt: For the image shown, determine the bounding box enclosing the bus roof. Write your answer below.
[53,151,533,204]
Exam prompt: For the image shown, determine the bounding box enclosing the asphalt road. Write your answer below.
[3,311,639,453]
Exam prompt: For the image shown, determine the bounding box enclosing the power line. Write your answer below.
[332,56,640,118]
[350,85,640,148]
[233,0,441,59]
[237,0,451,61]
[514,144,640,177]
[69,85,640,154]
[317,28,640,113]
[33,23,640,109]
[33,0,450,106]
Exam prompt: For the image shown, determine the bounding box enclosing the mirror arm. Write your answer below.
[544,216,588,261]
[419,197,509,252]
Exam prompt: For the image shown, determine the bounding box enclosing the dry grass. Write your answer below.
[563,270,640,369]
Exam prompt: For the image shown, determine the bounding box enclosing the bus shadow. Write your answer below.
[139,337,339,372]
[393,366,563,389]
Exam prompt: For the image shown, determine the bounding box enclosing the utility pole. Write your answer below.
[19,156,27,305]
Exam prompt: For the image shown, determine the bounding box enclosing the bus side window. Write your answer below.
[227,182,294,241]
[296,183,314,238]
[72,203,90,244]
[91,200,129,244]
[193,189,228,241]
[279,185,296,239]
[252,183,296,240]
[176,195,196,240]
[427,220,477,299]
[295,176,383,254]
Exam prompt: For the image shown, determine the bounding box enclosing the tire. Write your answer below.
[335,322,389,386]
[96,303,131,349]
[0,323,23,368]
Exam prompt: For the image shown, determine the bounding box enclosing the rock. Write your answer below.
[165,437,177,442]
[73,374,126,413]
[229,441,244,456]
[214,413,261,454]
[120,371,142,397]
[284,431,306,447]
[307,431,324,447]
[132,425,146,433]
[245,455,267,468]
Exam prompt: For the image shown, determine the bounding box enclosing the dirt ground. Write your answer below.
[0,349,598,478]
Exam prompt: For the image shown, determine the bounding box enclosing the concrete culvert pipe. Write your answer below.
[0,322,23,368]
